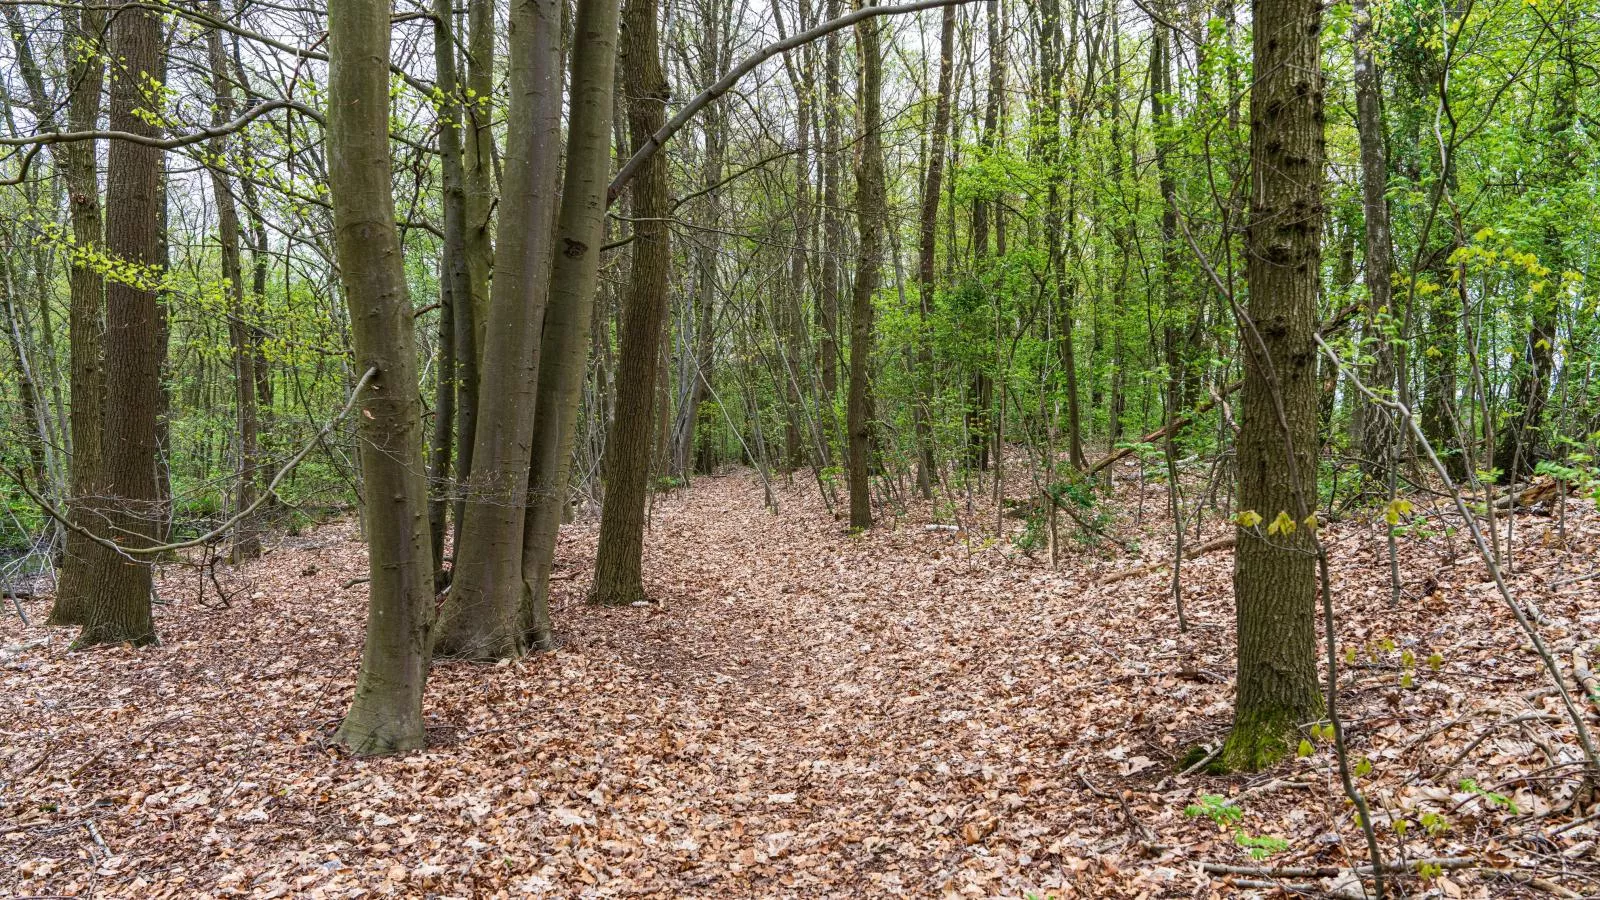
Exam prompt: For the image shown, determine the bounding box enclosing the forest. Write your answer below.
[1,0,1599,891]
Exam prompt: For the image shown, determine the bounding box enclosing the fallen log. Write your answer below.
[1099,534,1236,585]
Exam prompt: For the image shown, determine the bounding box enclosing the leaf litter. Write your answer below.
[4,464,1600,897]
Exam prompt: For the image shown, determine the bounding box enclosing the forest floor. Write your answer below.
[5,460,1600,898]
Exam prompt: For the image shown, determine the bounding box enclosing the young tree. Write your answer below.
[1352,0,1398,482]
[847,2,887,530]
[521,0,625,649]
[1222,0,1327,770]
[326,0,437,753]
[205,2,263,562]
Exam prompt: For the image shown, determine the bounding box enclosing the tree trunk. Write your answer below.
[77,0,165,648]
[847,2,887,530]
[51,1,107,627]
[1352,0,1398,482]
[591,0,672,605]
[1222,0,1326,771]
[912,4,956,496]
[327,0,436,753]
[520,0,623,648]
[817,0,843,452]
[205,3,262,562]
[434,0,564,660]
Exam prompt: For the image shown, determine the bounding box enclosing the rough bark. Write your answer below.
[51,1,107,627]
[847,3,887,530]
[912,4,956,495]
[590,0,672,605]
[1222,0,1326,771]
[77,0,165,648]
[327,0,435,753]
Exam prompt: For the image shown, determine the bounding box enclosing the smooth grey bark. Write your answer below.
[434,0,564,660]
[1352,0,1398,482]
[520,0,623,648]
[327,0,436,753]
[205,2,262,562]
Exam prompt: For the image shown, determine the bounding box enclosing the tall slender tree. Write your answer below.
[591,0,672,605]
[847,1,887,530]
[327,0,437,753]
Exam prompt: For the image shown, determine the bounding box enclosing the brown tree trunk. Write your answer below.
[1222,0,1326,771]
[591,0,672,605]
[51,1,106,627]
[77,0,165,648]
[847,1,887,530]
[327,0,436,753]
[912,4,956,496]
[205,3,262,562]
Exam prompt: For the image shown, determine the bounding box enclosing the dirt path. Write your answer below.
[4,471,1596,897]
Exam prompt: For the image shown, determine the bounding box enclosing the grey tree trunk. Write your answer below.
[327,0,436,753]
[1352,0,1398,482]
[205,3,262,562]
[520,0,623,648]
[433,0,564,660]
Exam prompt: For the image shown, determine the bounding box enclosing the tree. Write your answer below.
[521,0,625,649]
[326,0,437,753]
[847,2,887,530]
[205,0,263,562]
[76,0,167,648]
[432,0,564,660]
[1352,0,1398,483]
[913,3,956,496]
[1222,0,1327,771]
[591,0,672,605]
[49,0,107,627]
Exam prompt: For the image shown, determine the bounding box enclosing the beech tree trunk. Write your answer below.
[591,0,672,606]
[521,0,623,648]
[327,0,436,753]
[433,0,563,660]
[1222,0,1326,771]
[426,0,469,580]
[847,2,887,530]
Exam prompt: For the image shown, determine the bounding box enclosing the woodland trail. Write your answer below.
[5,468,1600,897]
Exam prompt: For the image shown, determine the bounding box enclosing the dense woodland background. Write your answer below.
[3,0,1600,891]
